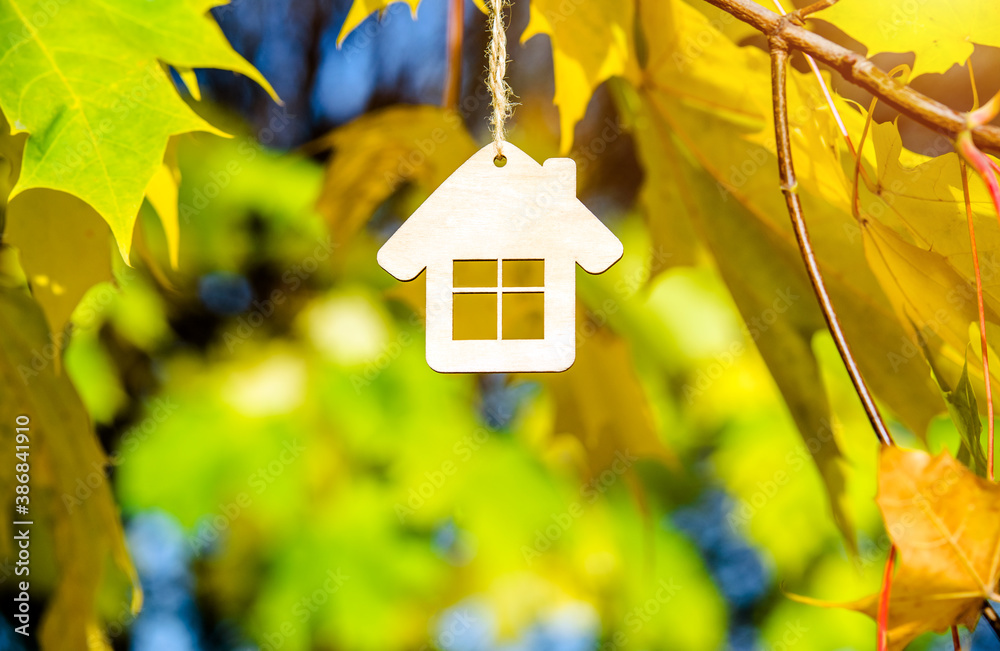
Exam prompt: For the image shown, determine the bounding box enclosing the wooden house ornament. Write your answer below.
[377,141,623,374]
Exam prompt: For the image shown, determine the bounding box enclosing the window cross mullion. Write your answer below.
[497,257,503,340]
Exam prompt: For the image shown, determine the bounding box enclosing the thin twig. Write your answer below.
[877,544,896,651]
[771,0,848,140]
[851,95,877,218]
[766,22,1000,644]
[957,133,1000,481]
[968,60,980,113]
[791,0,838,21]
[442,0,464,110]
[970,90,1000,129]
[702,0,1000,155]
[768,40,894,446]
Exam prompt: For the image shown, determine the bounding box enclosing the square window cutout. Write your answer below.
[453,293,497,340]
[502,293,544,339]
[503,259,544,287]
[454,260,497,287]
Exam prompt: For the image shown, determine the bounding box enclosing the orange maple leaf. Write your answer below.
[795,447,1000,650]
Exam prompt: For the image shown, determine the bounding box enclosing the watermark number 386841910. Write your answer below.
[12,414,32,637]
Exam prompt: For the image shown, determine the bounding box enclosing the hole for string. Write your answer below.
[493,155,507,168]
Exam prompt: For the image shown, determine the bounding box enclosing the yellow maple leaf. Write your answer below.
[314,105,477,249]
[522,0,637,153]
[143,140,183,270]
[337,0,419,46]
[337,0,487,47]
[0,248,140,649]
[626,0,945,545]
[818,0,1000,78]
[543,309,676,477]
[5,191,115,341]
[861,217,1000,407]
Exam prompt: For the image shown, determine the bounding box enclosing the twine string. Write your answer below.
[487,0,511,160]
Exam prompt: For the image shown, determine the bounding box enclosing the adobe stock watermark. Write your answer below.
[672,10,738,72]
[727,418,836,531]
[885,251,1000,373]
[61,397,179,514]
[597,579,682,650]
[257,568,350,651]
[514,116,626,233]
[394,415,503,522]
[533,0,588,22]
[180,105,296,223]
[714,103,812,202]
[222,236,337,352]
[190,438,305,553]
[16,265,143,384]
[841,133,956,247]
[3,0,71,51]
[855,459,963,570]
[875,0,931,40]
[521,450,637,564]
[382,109,470,194]
[47,61,180,182]
[682,287,800,403]
[88,597,141,647]
[351,312,422,394]
[761,619,809,651]
[612,244,674,300]
[571,244,675,351]
[428,610,479,651]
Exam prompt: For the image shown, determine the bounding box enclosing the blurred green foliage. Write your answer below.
[50,130,921,650]
[4,0,997,647]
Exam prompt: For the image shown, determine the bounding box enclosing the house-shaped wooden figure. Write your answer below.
[377,141,623,373]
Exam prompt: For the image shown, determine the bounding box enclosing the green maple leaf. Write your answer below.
[0,0,277,261]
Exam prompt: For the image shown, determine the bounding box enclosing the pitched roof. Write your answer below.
[378,141,623,281]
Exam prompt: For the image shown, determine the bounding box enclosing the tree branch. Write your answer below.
[766,25,1000,645]
[769,38,894,447]
[792,0,839,21]
[704,0,1000,156]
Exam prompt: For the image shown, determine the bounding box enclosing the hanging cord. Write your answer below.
[487,0,512,161]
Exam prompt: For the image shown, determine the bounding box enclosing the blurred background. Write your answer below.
[3,0,1000,649]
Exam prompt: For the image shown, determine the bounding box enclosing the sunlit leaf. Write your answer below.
[861,216,1000,409]
[5,190,115,340]
[0,0,277,261]
[337,0,419,46]
[337,0,487,47]
[617,0,946,546]
[143,140,182,270]
[819,0,1000,78]
[917,332,987,476]
[545,312,675,476]
[174,66,201,101]
[797,447,1000,650]
[522,0,638,152]
[0,247,139,649]
[314,105,477,249]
